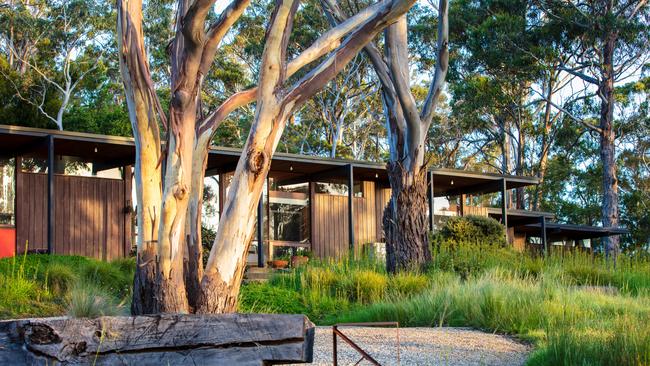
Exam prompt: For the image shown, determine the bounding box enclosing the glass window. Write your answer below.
[314,182,364,197]
[21,156,47,173]
[268,181,310,243]
[0,159,15,226]
[20,155,122,179]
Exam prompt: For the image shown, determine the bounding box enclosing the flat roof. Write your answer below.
[487,208,555,227]
[0,124,538,195]
[517,222,629,241]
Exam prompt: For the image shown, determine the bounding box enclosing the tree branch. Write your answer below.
[531,88,603,134]
[285,0,417,107]
[199,0,252,77]
[198,0,395,134]
[420,0,448,127]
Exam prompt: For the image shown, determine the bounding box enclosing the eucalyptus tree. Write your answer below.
[118,0,419,313]
[323,0,449,271]
[0,0,112,130]
[535,0,650,256]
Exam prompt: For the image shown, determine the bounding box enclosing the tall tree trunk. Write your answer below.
[600,34,619,257]
[117,0,163,315]
[197,0,300,313]
[534,74,556,211]
[383,161,431,272]
[184,138,210,310]
[516,122,525,209]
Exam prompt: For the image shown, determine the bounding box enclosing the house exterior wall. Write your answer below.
[311,181,382,259]
[15,171,132,260]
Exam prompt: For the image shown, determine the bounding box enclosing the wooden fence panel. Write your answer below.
[16,172,130,260]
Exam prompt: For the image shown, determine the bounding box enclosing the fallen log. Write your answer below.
[0,313,314,365]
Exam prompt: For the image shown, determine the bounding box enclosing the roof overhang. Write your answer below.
[487,208,555,227]
[0,124,539,194]
[431,168,538,197]
[517,222,629,241]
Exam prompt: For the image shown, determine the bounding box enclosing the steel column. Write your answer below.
[501,178,508,243]
[428,170,435,231]
[460,194,466,216]
[347,164,355,253]
[257,189,265,267]
[540,215,548,257]
[47,135,55,254]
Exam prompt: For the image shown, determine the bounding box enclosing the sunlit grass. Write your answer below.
[0,252,133,319]
[240,247,650,365]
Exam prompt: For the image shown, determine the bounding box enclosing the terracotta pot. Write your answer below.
[291,255,309,267]
[271,259,289,269]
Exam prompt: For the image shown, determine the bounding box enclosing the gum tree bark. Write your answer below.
[117,0,164,314]
[323,0,448,272]
[118,0,418,314]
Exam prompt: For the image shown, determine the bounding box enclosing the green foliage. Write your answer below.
[388,272,430,298]
[241,247,650,365]
[239,282,306,314]
[333,268,650,366]
[43,263,76,295]
[528,315,650,366]
[0,254,134,319]
[79,260,133,299]
[244,258,430,323]
[434,215,506,246]
[345,270,388,304]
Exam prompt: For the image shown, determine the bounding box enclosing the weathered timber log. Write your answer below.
[0,313,314,365]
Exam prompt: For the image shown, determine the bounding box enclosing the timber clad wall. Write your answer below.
[16,172,132,260]
[311,181,388,259]
[375,187,391,241]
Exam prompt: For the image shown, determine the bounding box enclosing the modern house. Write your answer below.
[0,125,627,263]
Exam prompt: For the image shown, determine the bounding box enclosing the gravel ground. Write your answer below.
[294,326,531,366]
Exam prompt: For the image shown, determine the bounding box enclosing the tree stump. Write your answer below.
[0,313,314,365]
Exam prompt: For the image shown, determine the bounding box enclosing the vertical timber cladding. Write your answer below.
[16,172,130,260]
[311,181,378,259]
[375,186,391,241]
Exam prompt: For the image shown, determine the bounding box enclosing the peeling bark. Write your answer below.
[117,0,164,314]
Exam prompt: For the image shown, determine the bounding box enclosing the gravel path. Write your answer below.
[294,326,531,366]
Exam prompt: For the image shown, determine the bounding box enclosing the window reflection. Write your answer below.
[0,159,15,225]
[268,180,309,243]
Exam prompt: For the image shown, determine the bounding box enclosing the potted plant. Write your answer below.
[270,253,290,269]
[291,249,311,268]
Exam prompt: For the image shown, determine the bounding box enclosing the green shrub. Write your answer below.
[80,261,132,298]
[433,215,506,247]
[43,263,77,294]
[109,257,136,276]
[301,266,340,295]
[67,283,126,318]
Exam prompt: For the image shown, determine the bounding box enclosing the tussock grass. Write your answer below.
[0,253,134,319]
[43,263,77,295]
[241,247,650,365]
[67,282,127,318]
